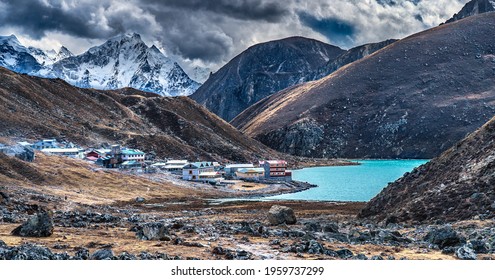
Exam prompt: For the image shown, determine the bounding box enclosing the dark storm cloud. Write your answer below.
[141,0,289,22]
[298,12,356,47]
[0,0,108,39]
[0,0,469,70]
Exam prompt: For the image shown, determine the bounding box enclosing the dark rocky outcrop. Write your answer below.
[191,37,345,122]
[11,211,53,237]
[233,13,495,159]
[267,205,297,225]
[359,113,495,223]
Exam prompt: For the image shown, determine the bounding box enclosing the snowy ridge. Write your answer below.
[0,33,200,97]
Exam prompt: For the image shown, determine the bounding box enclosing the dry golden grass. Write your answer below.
[2,153,209,206]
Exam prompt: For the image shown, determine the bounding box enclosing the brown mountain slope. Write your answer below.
[232,13,495,159]
[190,37,345,122]
[0,67,279,162]
[359,114,495,224]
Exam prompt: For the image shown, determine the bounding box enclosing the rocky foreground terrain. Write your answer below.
[1,153,494,260]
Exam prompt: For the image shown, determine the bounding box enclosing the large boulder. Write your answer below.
[424,226,464,249]
[267,205,297,225]
[11,211,53,237]
[136,222,170,241]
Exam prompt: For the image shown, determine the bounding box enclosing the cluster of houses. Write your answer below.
[1,138,292,185]
[180,160,292,184]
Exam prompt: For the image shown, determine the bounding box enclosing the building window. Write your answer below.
[189,170,193,174]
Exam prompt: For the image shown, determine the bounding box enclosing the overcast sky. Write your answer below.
[0,0,468,73]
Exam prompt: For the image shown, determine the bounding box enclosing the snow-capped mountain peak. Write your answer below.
[49,33,199,96]
[55,46,73,61]
[0,34,41,73]
[0,35,26,52]
[0,33,200,96]
[26,45,73,66]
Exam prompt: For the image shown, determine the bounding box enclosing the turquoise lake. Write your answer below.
[267,159,429,202]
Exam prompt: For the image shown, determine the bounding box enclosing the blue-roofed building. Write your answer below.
[121,148,145,162]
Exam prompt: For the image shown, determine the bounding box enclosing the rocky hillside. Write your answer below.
[445,0,495,23]
[359,114,495,223]
[190,37,346,121]
[232,13,495,159]
[0,66,278,162]
[311,39,397,80]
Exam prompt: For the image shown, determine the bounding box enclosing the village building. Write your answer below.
[182,162,222,183]
[224,163,254,178]
[41,147,84,157]
[163,160,188,173]
[32,139,60,150]
[121,148,145,162]
[235,167,265,180]
[84,150,100,161]
[260,160,292,182]
[120,160,143,170]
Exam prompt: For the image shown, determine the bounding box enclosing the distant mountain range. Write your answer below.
[232,12,495,159]
[191,37,396,121]
[0,33,199,97]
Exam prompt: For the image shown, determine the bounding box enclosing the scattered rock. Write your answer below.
[11,211,53,237]
[469,240,488,254]
[118,252,137,260]
[371,255,384,260]
[306,240,325,254]
[136,222,170,241]
[267,205,296,225]
[212,246,229,255]
[304,222,322,232]
[456,245,477,260]
[74,247,89,260]
[322,222,339,233]
[135,197,145,203]
[336,249,354,259]
[356,254,368,260]
[91,249,115,260]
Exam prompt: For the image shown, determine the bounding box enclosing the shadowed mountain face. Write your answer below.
[191,37,396,122]
[445,0,495,24]
[232,13,495,159]
[359,115,495,223]
[0,67,279,162]
[190,37,346,122]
